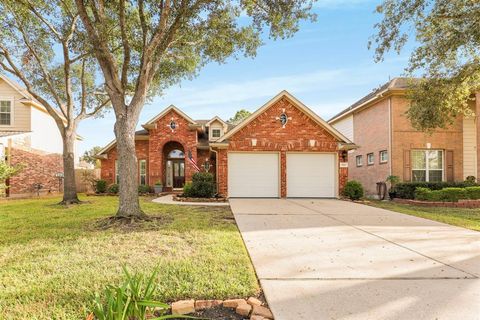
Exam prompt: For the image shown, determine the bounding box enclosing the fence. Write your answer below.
[75,168,101,193]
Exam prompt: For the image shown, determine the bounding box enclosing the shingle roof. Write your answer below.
[328,77,415,123]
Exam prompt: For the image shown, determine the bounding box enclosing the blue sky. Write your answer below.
[77,0,412,155]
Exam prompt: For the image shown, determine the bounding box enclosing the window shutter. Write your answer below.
[404,150,411,181]
[446,150,454,182]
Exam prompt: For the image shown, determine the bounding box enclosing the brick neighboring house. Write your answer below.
[329,77,479,196]
[0,74,82,197]
[97,91,355,198]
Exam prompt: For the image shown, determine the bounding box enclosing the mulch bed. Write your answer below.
[173,195,228,203]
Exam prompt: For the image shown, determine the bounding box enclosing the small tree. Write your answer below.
[0,161,23,196]
[81,146,102,168]
[228,109,252,125]
[0,0,110,204]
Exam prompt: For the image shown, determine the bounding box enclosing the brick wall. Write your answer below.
[147,109,198,185]
[100,139,149,185]
[348,98,391,195]
[391,95,464,182]
[7,147,63,197]
[215,96,347,197]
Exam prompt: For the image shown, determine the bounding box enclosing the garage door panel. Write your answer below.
[228,153,279,198]
[287,153,336,198]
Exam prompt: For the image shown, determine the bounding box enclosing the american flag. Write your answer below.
[188,150,201,172]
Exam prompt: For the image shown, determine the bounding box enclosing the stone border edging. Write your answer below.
[393,198,480,208]
[173,195,228,203]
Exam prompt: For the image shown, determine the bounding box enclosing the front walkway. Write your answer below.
[230,198,480,320]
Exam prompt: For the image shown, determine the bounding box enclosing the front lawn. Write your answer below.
[0,196,258,319]
[369,200,480,231]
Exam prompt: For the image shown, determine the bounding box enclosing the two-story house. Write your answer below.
[329,77,479,196]
[0,74,81,197]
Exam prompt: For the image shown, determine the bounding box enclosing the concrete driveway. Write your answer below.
[230,199,480,320]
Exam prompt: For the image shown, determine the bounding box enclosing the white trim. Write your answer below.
[0,97,14,127]
[139,159,147,185]
[205,116,228,129]
[411,149,444,182]
[143,105,197,127]
[367,152,374,165]
[217,90,353,144]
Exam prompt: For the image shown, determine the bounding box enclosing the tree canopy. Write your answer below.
[228,109,252,125]
[371,0,480,131]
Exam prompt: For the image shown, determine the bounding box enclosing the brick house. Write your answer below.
[0,75,82,198]
[97,91,355,198]
[329,78,479,196]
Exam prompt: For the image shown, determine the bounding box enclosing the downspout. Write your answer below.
[388,97,392,176]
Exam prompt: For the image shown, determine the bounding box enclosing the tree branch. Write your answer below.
[119,0,130,89]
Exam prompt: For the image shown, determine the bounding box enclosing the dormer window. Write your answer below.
[212,129,221,138]
[0,100,12,126]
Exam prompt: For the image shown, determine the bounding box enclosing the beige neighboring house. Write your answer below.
[0,74,82,197]
[329,77,479,196]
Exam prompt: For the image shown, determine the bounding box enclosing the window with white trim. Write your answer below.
[412,150,444,182]
[115,160,119,184]
[0,100,12,125]
[139,159,147,185]
[356,155,363,167]
[212,129,221,138]
[379,150,388,163]
[367,153,374,165]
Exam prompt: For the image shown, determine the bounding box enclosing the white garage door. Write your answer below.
[228,153,279,197]
[287,153,336,198]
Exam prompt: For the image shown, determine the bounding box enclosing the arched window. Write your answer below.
[168,149,184,159]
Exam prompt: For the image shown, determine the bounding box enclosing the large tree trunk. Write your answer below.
[61,132,80,204]
[114,114,146,218]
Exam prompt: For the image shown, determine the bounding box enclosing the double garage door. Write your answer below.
[228,152,336,198]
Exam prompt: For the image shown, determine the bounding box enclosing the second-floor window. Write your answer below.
[379,150,388,163]
[0,100,12,125]
[212,129,221,138]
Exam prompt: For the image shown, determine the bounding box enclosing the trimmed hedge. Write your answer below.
[395,182,475,199]
[107,183,119,194]
[414,186,480,202]
[95,179,107,193]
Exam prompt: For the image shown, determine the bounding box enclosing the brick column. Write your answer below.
[280,151,287,198]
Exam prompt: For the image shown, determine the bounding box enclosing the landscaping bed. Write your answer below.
[0,196,258,319]
[173,195,227,203]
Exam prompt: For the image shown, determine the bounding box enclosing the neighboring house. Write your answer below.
[97,91,355,198]
[329,77,479,196]
[0,74,82,197]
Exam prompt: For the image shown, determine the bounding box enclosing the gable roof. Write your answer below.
[142,105,197,129]
[217,90,353,144]
[205,116,228,128]
[328,77,415,124]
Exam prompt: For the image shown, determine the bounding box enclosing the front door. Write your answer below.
[172,160,185,188]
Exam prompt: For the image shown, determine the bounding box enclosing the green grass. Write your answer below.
[0,196,258,319]
[369,200,480,231]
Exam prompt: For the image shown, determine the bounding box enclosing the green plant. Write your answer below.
[414,187,468,202]
[92,267,196,320]
[183,173,215,198]
[385,175,400,191]
[95,180,108,194]
[138,185,151,195]
[395,182,473,199]
[154,181,163,186]
[342,180,364,201]
[465,176,476,186]
[183,182,193,196]
[108,184,119,194]
[465,186,480,200]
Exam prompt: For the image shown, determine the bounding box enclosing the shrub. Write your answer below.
[465,176,476,186]
[342,180,364,201]
[183,182,193,196]
[95,179,108,194]
[414,187,431,201]
[414,187,468,202]
[138,185,151,194]
[395,182,474,199]
[107,183,119,194]
[183,172,215,198]
[465,186,480,200]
